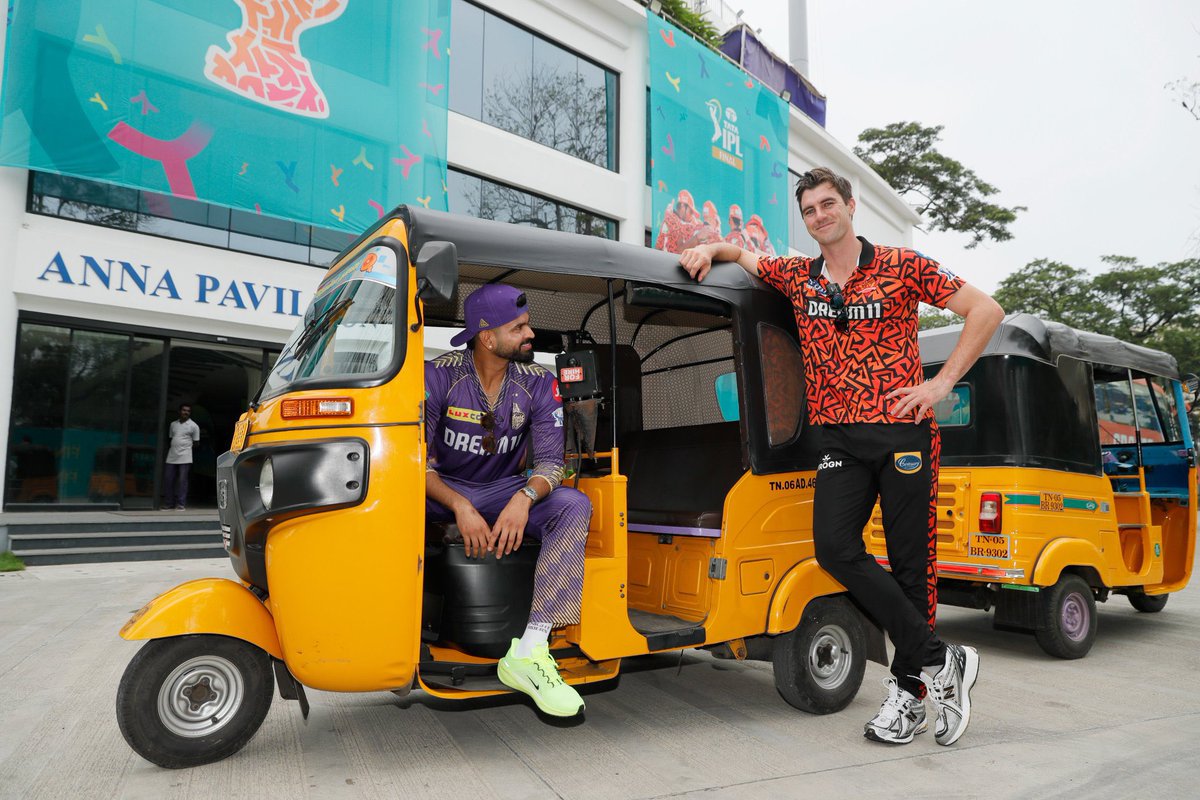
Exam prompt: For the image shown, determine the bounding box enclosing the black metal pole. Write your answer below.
[607,280,618,451]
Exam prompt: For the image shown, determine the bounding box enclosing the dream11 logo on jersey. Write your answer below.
[705,99,743,171]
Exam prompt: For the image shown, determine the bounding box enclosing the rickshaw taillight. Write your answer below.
[979,492,1002,533]
[280,397,354,419]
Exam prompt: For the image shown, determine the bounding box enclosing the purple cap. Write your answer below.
[450,284,529,347]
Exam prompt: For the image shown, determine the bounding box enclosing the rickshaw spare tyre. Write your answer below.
[116,634,274,769]
[1128,590,1169,613]
[1034,574,1098,659]
[772,595,867,714]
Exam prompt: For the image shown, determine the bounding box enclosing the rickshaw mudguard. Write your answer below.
[767,558,844,634]
[1031,538,1109,588]
[119,577,284,659]
[766,559,887,664]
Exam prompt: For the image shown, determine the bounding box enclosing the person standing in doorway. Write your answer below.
[163,404,200,510]
[678,166,1004,747]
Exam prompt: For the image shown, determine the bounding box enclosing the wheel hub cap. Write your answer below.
[808,624,853,690]
[157,655,245,738]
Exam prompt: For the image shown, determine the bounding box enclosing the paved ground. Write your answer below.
[2,556,1198,800]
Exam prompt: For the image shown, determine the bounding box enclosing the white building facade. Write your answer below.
[0,0,918,511]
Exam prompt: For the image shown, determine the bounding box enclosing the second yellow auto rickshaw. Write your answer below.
[866,315,1197,658]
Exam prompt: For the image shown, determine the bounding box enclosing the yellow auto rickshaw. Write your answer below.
[116,207,886,768]
[866,315,1197,658]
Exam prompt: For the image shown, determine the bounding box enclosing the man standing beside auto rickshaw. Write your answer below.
[679,166,1004,746]
[424,284,592,718]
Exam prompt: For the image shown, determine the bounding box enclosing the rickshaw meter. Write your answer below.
[979,492,1001,533]
[259,458,275,510]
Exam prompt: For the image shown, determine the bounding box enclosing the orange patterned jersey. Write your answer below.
[757,237,965,425]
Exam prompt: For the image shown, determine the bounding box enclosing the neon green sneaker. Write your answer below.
[497,639,584,717]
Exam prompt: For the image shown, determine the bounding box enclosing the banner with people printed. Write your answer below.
[647,13,788,256]
[0,0,450,232]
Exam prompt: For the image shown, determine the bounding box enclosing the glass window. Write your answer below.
[124,337,165,508]
[62,330,130,504]
[758,323,804,446]
[933,384,971,426]
[447,168,616,239]
[6,324,70,505]
[29,172,347,268]
[454,0,618,171]
[482,13,533,140]
[1095,376,1137,445]
[449,0,484,119]
[1149,376,1184,443]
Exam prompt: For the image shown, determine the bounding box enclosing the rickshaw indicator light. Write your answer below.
[280,397,354,419]
[979,492,1002,533]
[259,458,275,510]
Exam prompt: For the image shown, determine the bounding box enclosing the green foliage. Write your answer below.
[853,122,1026,248]
[918,307,961,330]
[656,1,724,49]
[994,256,1200,428]
[0,551,26,572]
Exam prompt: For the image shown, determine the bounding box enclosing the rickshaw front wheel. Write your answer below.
[1034,574,1097,659]
[772,595,866,714]
[116,634,274,769]
[1127,590,1168,613]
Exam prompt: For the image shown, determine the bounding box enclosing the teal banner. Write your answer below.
[0,0,450,232]
[648,13,787,256]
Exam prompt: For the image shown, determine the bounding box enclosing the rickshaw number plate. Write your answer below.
[231,419,249,452]
[1039,492,1064,512]
[969,533,1010,560]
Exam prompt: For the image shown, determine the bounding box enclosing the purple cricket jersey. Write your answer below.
[424,350,566,489]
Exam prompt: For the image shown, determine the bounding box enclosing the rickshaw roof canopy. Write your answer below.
[920,313,1180,380]
[400,206,763,296]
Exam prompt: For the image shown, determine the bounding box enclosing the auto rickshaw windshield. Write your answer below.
[259,244,402,401]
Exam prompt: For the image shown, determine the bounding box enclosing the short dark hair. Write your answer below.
[179,403,192,412]
[795,166,853,208]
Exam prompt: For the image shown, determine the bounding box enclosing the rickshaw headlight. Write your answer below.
[258,458,275,510]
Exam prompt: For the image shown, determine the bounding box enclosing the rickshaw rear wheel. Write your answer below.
[772,596,866,714]
[1127,590,1169,613]
[116,634,274,769]
[1034,574,1097,659]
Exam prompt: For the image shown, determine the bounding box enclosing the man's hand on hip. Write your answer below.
[887,376,954,423]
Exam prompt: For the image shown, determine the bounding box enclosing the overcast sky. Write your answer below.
[733,0,1200,294]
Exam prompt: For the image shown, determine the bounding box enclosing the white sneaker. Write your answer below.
[922,643,979,746]
[863,678,927,744]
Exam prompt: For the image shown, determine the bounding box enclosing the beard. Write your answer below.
[497,340,535,363]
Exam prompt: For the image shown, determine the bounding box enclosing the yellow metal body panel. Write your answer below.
[863,465,1194,592]
[119,578,283,659]
[232,216,426,692]
[715,469,843,640]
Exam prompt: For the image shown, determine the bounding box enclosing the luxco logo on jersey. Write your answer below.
[817,453,843,471]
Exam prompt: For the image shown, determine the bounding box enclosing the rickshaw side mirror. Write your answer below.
[415,241,458,304]
[1184,374,1199,413]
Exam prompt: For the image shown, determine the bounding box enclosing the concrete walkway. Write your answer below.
[1,556,1198,799]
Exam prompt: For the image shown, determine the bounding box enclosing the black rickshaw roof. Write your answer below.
[920,313,1180,380]
[398,205,764,298]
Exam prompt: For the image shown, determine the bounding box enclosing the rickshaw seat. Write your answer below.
[621,422,744,537]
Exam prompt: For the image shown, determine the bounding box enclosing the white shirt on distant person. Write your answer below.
[166,419,200,464]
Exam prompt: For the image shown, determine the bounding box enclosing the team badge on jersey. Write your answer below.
[894,452,923,474]
[511,401,526,430]
[553,407,563,428]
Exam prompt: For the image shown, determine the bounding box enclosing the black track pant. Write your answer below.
[812,421,945,697]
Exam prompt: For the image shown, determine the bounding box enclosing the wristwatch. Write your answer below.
[520,485,539,503]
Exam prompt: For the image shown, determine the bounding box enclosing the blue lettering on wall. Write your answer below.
[35,253,303,317]
[38,252,74,284]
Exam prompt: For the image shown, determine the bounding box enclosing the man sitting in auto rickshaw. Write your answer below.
[424,284,592,718]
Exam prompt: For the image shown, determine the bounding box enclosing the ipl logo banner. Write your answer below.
[648,13,788,257]
[705,99,743,171]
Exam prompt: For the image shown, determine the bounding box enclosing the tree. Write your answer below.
[853,122,1026,248]
[658,0,723,49]
[918,308,960,330]
[994,256,1200,419]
